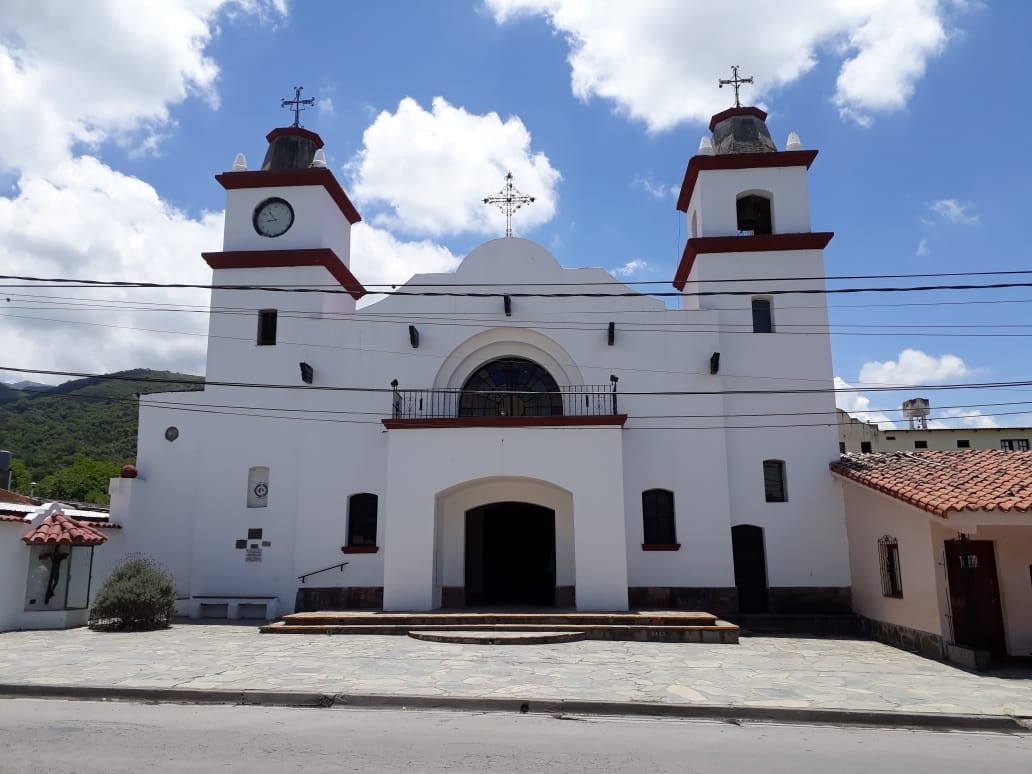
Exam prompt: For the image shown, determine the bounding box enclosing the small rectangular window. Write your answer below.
[885,435,896,440]
[879,539,903,598]
[956,439,970,449]
[914,440,928,449]
[257,309,278,346]
[1001,439,1029,451]
[860,441,872,453]
[347,493,379,547]
[751,298,773,333]
[763,460,787,502]
[642,489,676,545]
[839,442,846,454]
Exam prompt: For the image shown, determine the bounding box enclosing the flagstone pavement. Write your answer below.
[1,625,1030,717]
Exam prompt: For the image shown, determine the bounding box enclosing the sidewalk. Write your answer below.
[1,625,1030,725]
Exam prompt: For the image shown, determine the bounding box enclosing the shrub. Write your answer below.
[89,555,177,631]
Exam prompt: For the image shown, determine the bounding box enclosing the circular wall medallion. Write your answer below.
[252,197,295,238]
[253,482,269,499]
[164,426,179,442]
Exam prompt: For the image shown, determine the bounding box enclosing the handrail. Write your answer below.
[297,561,349,584]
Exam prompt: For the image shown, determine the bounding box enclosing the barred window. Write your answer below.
[762,460,787,503]
[642,489,676,545]
[879,537,903,598]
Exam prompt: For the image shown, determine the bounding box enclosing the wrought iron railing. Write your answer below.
[389,383,619,420]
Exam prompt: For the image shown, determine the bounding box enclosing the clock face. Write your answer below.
[253,197,294,237]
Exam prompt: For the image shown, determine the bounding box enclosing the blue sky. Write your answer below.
[1,0,1030,429]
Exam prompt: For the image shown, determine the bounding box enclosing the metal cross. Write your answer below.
[718,65,754,108]
[482,172,535,238]
[281,86,315,128]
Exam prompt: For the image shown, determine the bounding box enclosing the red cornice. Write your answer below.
[641,543,682,551]
[265,126,325,149]
[215,168,362,225]
[708,106,768,132]
[341,545,379,554]
[382,415,629,430]
[676,149,819,212]
[673,232,834,290]
[202,248,366,300]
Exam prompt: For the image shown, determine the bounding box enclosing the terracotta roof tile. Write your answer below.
[831,450,1032,518]
[0,513,28,523]
[22,511,108,546]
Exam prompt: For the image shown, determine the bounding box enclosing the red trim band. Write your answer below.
[216,168,362,225]
[382,415,629,430]
[341,545,380,554]
[673,232,834,290]
[202,248,366,300]
[676,149,819,212]
[641,544,681,551]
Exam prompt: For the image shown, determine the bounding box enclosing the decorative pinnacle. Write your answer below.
[482,172,535,238]
[718,65,754,108]
[281,86,315,128]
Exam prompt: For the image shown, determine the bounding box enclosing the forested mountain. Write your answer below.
[0,369,203,502]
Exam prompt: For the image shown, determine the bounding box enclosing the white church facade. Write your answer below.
[111,105,852,617]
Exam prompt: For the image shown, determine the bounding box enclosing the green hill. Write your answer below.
[0,369,203,491]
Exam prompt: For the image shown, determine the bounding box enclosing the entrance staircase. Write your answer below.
[259,610,739,643]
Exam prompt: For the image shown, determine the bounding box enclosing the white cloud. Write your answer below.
[631,174,672,201]
[486,0,962,130]
[928,198,980,224]
[834,376,895,428]
[0,1,285,381]
[915,237,929,256]
[347,96,561,238]
[351,224,461,304]
[928,408,998,430]
[610,258,652,279]
[858,348,973,386]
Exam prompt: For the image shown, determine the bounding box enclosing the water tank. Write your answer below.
[0,449,11,490]
[902,398,930,430]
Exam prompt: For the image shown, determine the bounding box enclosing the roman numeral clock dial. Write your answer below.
[253,197,295,237]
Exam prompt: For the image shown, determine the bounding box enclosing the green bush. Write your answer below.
[90,555,177,631]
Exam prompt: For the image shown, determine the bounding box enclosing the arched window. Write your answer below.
[762,460,787,502]
[737,194,772,235]
[347,493,378,547]
[247,466,270,508]
[458,357,563,417]
[642,489,676,545]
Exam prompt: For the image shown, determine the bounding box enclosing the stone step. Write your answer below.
[408,630,588,645]
[259,621,740,643]
[279,610,721,628]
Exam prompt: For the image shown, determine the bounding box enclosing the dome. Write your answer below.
[708,106,777,155]
[260,127,325,171]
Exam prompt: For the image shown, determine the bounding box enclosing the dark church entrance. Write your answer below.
[732,524,769,613]
[465,502,556,607]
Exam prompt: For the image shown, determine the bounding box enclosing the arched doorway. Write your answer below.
[464,502,556,606]
[731,524,769,613]
[458,357,563,418]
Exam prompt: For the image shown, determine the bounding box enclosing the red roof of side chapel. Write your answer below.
[830,450,1032,518]
[22,511,108,546]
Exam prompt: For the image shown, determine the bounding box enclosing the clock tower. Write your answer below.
[200,124,366,383]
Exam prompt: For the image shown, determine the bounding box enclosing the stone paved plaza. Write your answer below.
[1,625,1030,717]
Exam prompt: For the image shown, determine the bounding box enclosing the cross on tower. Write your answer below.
[482,172,535,238]
[718,65,754,108]
[281,86,315,128]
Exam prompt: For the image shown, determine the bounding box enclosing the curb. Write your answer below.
[0,684,1028,732]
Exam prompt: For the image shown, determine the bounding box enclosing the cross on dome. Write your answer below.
[482,172,535,238]
[718,65,754,108]
[281,86,315,128]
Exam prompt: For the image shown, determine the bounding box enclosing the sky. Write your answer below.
[1,0,1030,430]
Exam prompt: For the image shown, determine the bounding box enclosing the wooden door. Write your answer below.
[944,539,1007,657]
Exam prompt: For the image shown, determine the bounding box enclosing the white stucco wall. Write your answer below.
[0,523,31,631]
[686,164,812,239]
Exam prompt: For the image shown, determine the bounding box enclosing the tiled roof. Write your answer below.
[0,513,28,523]
[831,450,1032,518]
[22,511,108,546]
[0,488,38,506]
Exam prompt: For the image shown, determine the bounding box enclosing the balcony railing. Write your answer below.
[390,384,619,421]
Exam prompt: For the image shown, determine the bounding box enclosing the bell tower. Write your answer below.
[199,98,366,382]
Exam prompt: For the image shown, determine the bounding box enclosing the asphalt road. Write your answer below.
[0,699,1029,773]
